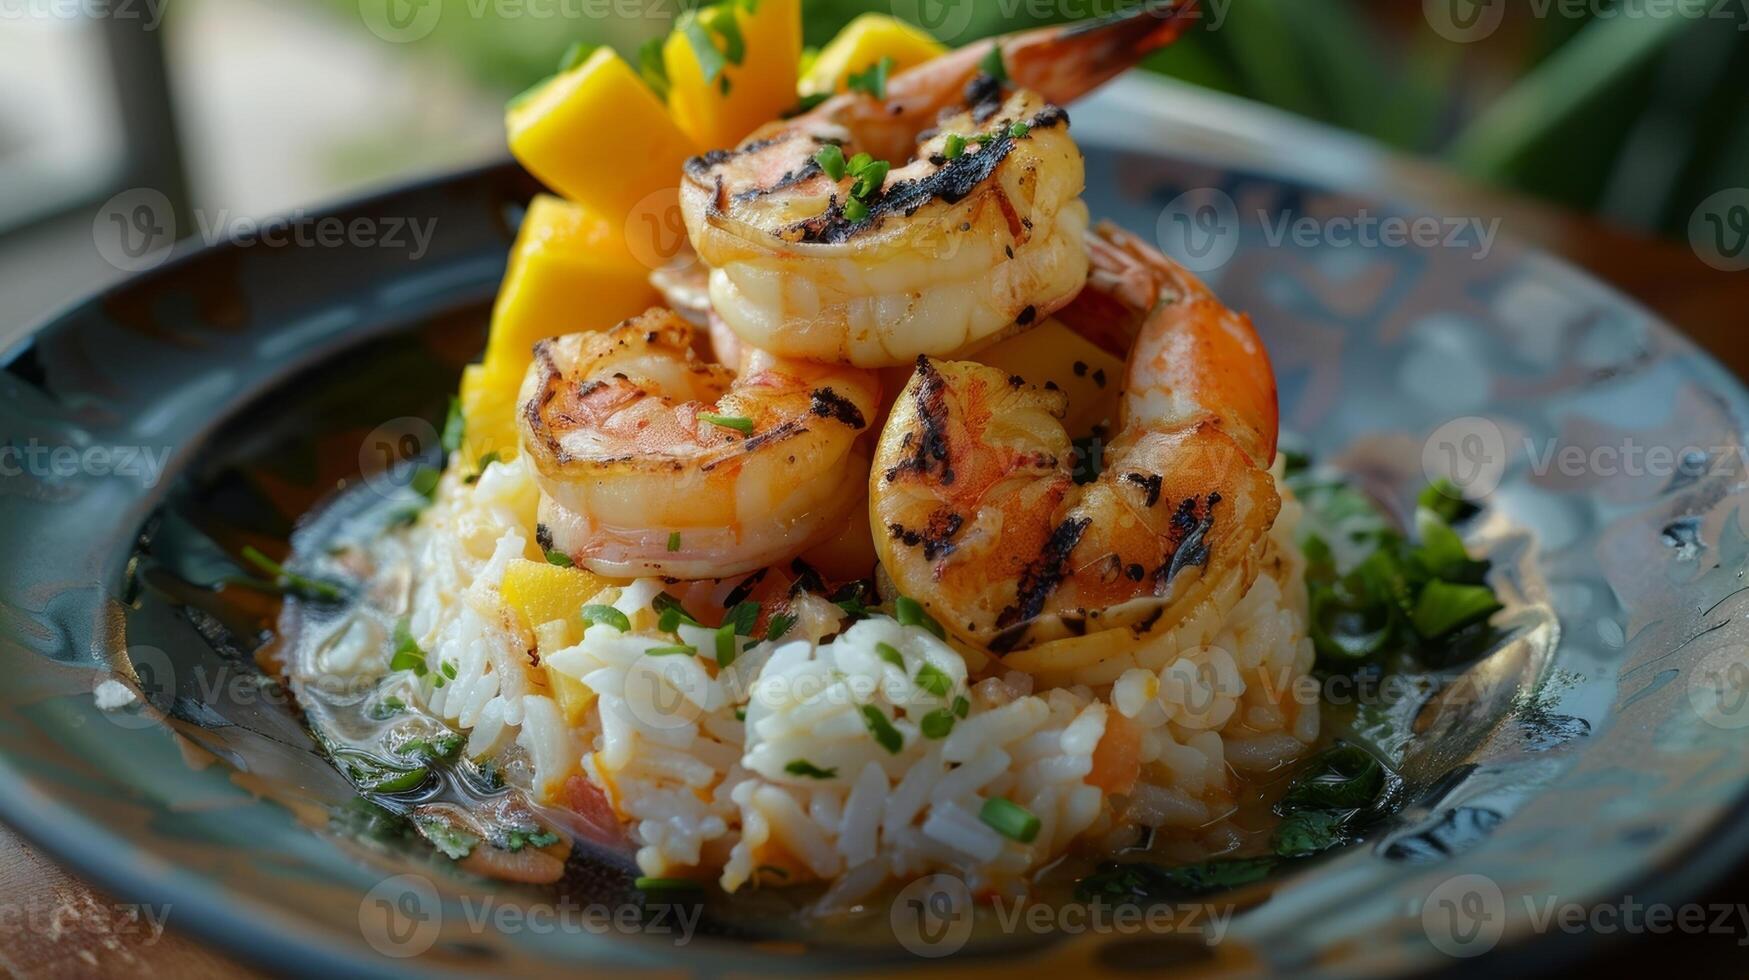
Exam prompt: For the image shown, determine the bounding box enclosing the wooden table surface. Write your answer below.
[2,180,1743,978]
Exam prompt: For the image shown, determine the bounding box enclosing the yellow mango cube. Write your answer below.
[457,361,523,463]
[664,0,801,151]
[545,664,598,726]
[508,47,700,225]
[975,320,1126,438]
[484,194,659,371]
[799,14,946,97]
[501,559,614,645]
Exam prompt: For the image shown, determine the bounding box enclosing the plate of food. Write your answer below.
[5,1,1749,976]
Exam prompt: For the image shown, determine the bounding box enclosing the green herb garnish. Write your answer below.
[645,644,697,658]
[979,44,1008,82]
[654,592,701,631]
[715,623,739,667]
[894,596,946,639]
[546,549,574,568]
[875,642,905,668]
[914,662,952,697]
[667,531,683,553]
[861,705,903,754]
[979,797,1038,843]
[240,546,348,604]
[815,143,847,180]
[784,759,837,780]
[943,133,967,159]
[441,396,465,454]
[582,604,631,633]
[700,413,755,434]
[390,619,429,676]
[846,56,895,100]
[764,612,796,643]
[725,600,761,636]
[920,708,956,739]
[638,36,670,100]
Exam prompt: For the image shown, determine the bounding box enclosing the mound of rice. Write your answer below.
[303,452,1318,903]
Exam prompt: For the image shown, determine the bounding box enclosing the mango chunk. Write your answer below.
[975,319,1125,439]
[799,14,946,97]
[508,47,700,225]
[458,361,524,464]
[485,194,659,370]
[501,559,614,646]
[546,663,598,726]
[664,0,801,151]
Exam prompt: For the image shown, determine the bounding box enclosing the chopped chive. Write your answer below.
[815,143,847,180]
[582,604,630,633]
[860,705,904,755]
[953,695,971,718]
[635,876,702,892]
[920,708,956,739]
[842,197,869,222]
[240,545,347,604]
[980,45,1008,83]
[715,623,738,668]
[654,592,701,631]
[846,56,894,100]
[699,413,755,434]
[1009,121,1031,138]
[725,600,761,637]
[441,396,464,454]
[875,642,905,668]
[545,549,574,567]
[764,612,797,643]
[914,663,952,697]
[409,465,442,501]
[894,596,946,639]
[785,759,837,779]
[944,133,967,159]
[390,619,428,676]
[645,644,697,658]
[979,797,1040,843]
[667,531,683,552]
[637,36,670,100]
[441,661,458,681]
[734,707,747,721]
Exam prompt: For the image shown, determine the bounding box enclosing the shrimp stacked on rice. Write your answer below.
[299,4,1320,904]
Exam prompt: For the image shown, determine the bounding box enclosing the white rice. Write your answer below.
[303,452,1319,901]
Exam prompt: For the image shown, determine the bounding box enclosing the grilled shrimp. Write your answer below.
[870,224,1280,664]
[679,2,1199,367]
[519,309,881,579]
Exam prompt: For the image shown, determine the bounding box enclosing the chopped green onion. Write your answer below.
[764,612,797,642]
[815,143,846,180]
[409,465,442,501]
[784,759,837,779]
[700,413,754,434]
[667,531,683,552]
[654,592,701,631]
[894,596,946,639]
[240,545,347,604]
[715,624,739,667]
[1009,121,1031,138]
[638,36,670,100]
[390,619,428,676]
[441,397,465,454]
[875,642,905,668]
[846,56,895,100]
[953,695,971,718]
[943,133,967,159]
[635,876,702,892]
[546,549,574,567]
[979,44,1008,82]
[502,827,560,852]
[841,197,870,222]
[582,604,631,633]
[1418,478,1480,524]
[920,708,956,739]
[441,661,458,681]
[1412,581,1502,639]
[725,600,761,636]
[850,160,889,199]
[914,663,952,697]
[860,705,903,755]
[645,644,698,658]
[979,797,1040,843]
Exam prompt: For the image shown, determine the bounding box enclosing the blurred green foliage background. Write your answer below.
[323,0,1749,241]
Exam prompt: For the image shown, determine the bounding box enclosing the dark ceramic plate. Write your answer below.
[3,77,1748,978]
